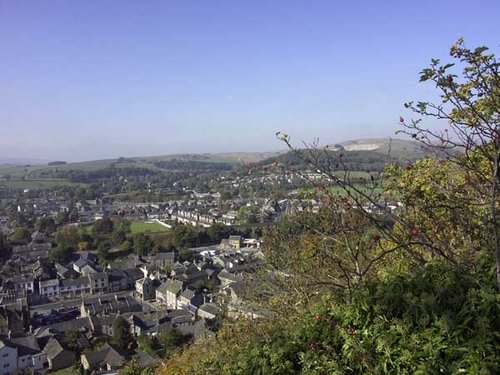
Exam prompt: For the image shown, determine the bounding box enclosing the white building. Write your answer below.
[39,279,60,299]
[0,340,17,375]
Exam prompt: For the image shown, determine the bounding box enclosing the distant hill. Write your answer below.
[0,157,48,166]
[0,151,287,179]
[0,139,437,178]
[255,138,438,172]
[339,138,434,163]
[136,151,286,164]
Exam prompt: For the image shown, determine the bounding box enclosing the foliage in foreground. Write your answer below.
[163,263,499,374]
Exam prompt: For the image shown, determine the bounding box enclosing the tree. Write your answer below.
[272,39,500,292]
[399,38,500,288]
[78,241,90,251]
[50,244,74,264]
[137,332,155,354]
[64,329,81,353]
[262,202,389,303]
[236,206,259,225]
[178,248,193,263]
[115,219,132,233]
[207,223,232,243]
[55,211,69,225]
[119,356,155,375]
[55,226,80,248]
[0,234,9,260]
[91,217,114,236]
[97,242,111,265]
[11,226,31,242]
[158,326,183,355]
[133,233,152,256]
[112,228,127,245]
[34,217,56,234]
[112,316,133,350]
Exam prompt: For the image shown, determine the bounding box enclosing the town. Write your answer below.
[0,153,352,375]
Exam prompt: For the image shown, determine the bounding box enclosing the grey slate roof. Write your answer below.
[35,316,95,338]
[82,343,125,368]
[199,303,220,317]
[157,279,183,295]
[6,335,40,356]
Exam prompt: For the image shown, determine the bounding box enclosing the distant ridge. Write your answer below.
[0,157,49,166]
[255,137,436,172]
[0,138,430,173]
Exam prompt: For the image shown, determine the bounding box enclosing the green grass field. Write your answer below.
[0,178,86,189]
[130,221,169,234]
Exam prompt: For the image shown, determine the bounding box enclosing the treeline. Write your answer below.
[34,166,157,182]
[153,159,234,172]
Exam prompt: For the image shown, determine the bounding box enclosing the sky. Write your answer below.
[0,0,499,162]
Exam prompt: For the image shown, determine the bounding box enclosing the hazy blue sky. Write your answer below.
[0,0,498,162]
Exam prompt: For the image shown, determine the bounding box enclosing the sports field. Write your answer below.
[130,221,169,234]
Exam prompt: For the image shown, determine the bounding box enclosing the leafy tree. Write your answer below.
[164,261,500,375]
[119,356,155,375]
[50,244,74,264]
[112,228,127,245]
[133,233,152,256]
[137,332,155,354]
[262,201,389,303]
[178,248,193,263]
[115,219,132,233]
[158,326,183,356]
[120,240,133,252]
[91,217,114,236]
[400,38,500,288]
[55,226,80,248]
[55,211,69,225]
[11,226,31,242]
[97,242,112,265]
[112,316,133,350]
[64,329,81,353]
[236,206,259,225]
[0,234,9,260]
[207,223,232,243]
[78,241,90,251]
[34,216,56,234]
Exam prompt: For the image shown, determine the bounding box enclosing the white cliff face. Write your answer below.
[341,140,385,151]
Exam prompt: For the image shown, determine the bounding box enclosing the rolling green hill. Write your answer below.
[0,151,286,179]
[0,138,435,181]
